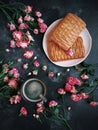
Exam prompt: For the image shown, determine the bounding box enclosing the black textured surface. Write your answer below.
[0,0,98,130]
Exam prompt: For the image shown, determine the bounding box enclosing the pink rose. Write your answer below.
[49,100,58,107]
[18,17,23,24]
[36,107,45,114]
[65,83,72,92]
[10,96,15,104]
[67,77,81,86]
[36,101,43,107]
[10,94,21,104]
[24,6,33,13]
[80,74,89,80]
[89,101,98,107]
[70,94,82,102]
[24,15,31,21]
[80,93,90,99]
[48,72,54,78]
[7,23,16,31]
[10,40,16,48]
[70,86,77,94]
[8,78,18,88]
[23,63,28,70]
[26,31,34,41]
[9,68,20,78]
[33,60,40,67]
[20,107,27,116]
[57,88,66,95]
[4,76,9,82]
[12,30,23,41]
[37,18,44,23]
[66,49,74,56]
[16,41,29,49]
[35,11,42,17]
[33,29,39,34]
[39,23,47,33]
[19,23,29,30]
[23,50,34,59]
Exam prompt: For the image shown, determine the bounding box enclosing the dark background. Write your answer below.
[0,0,98,130]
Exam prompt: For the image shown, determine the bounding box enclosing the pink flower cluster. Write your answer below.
[4,67,20,88]
[10,91,21,104]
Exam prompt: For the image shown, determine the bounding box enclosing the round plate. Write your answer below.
[42,19,92,67]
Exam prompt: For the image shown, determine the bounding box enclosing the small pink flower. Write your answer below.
[65,83,72,92]
[23,50,34,59]
[14,94,21,104]
[49,100,58,107]
[33,29,39,34]
[33,60,40,67]
[66,49,74,56]
[4,76,9,82]
[17,58,22,62]
[26,31,34,41]
[89,101,98,107]
[48,72,54,78]
[70,86,77,94]
[16,41,29,49]
[80,74,89,80]
[7,23,16,31]
[24,15,31,21]
[39,23,47,33]
[12,30,23,41]
[57,88,66,95]
[9,68,20,78]
[8,78,18,88]
[20,107,27,116]
[71,94,82,102]
[37,18,44,23]
[24,6,33,13]
[10,40,16,48]
[18,16,23,24]
[19,23,29,30]
[67,77,81,86]
[35,11,42,17]
[10,96,15,104]
[80,93,90,99]
[23,63,28,70]
[36,107,45,114]
[36,101,44,107]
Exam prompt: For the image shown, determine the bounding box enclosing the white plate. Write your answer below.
[42,19,92,67]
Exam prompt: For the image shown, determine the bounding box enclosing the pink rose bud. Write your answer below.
[57,88,66,95]
[49,100,58,107]
[19,23,29,30]
[70,94,82,102]
[23,63,28,70]
[36,101,44,107]
[23,50,34,59]
[12,30,23,41]
[24,15,31,21]
[24,6,33,13]
[35,11,42,17]
[4,76,9,82]
[18,16,23,24]
[20,107,27,116]
[8,78,18,88]
[33,61,40,67]
[33,29,39,34]
[36,107,45,114]
[10,40,16,48]
[89,101,98,107]
[66,49,74,56]
[80,74,89,80]
[48,72,54,78]
[7,23,16,31]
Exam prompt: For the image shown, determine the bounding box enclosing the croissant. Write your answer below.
[49,13,86,51]
[47,37,85,62]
